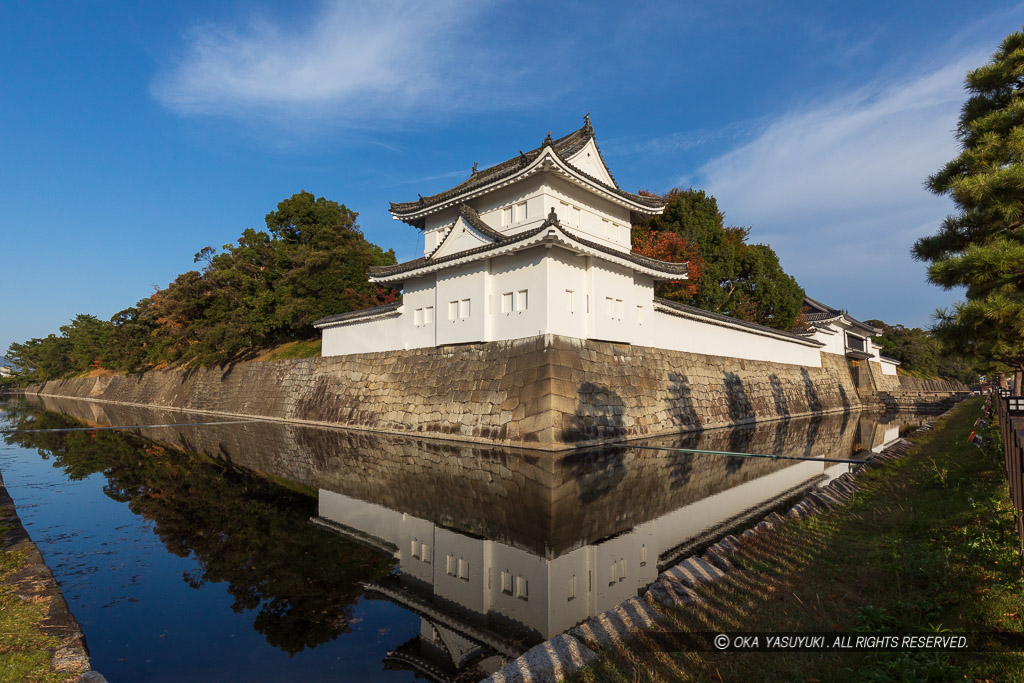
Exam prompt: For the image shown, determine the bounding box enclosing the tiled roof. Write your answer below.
[655,298,824,347]
[802,295,880,334]
[390,116,665,221]
[312,301,402,328]
[369,210,689,280]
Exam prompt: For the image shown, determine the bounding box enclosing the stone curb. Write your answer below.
[483,403,965,682]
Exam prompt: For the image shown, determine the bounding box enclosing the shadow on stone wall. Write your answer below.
[769,374,789,417]
[666,373,701,430]
[723,373,754,424]
[801,368,822,413]
[838,383,851,412]
[561,382,626,443]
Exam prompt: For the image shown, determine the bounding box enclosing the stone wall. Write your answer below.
[27,334,862,450]
[897,376,970,394]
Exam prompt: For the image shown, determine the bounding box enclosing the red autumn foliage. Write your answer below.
[630,226,703,300]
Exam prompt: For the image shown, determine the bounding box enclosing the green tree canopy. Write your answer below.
[913,27,1024,384]
[638,188,804,330]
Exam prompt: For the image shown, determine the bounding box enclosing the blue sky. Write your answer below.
[2,1,1021,353]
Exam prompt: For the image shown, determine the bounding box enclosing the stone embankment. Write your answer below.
[27,335,861,450]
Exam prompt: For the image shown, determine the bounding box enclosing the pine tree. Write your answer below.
[913,26,1024,389]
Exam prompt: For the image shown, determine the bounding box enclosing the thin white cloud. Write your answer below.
[686,52,989,326]
[151,0,511,125]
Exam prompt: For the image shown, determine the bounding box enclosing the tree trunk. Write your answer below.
[999,372,1009,390]
[1015,368,1024,397]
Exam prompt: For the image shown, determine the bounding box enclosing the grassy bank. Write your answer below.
[573,397,1023,682]
[0,522,71,683]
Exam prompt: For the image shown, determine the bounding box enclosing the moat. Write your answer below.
[0,395,926,682]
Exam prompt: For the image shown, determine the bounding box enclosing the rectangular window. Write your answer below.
[620,558,627,581]
[448,301,458,320]
[446,554,456,577]
[410,540,420,559]
[515,290,528,312]
[421,544,431,563]
[414,308,423,326]
[602,218,610,239]
[606,297,614,316]
[458,558,469,581]
[502,206,512,226]
[637,305,644,325]
[615,299,624,319]
[560,201,570,222]
[640,544,647,567]
[515,576,528,600]
[459,299,470,319]
[622,225,630,243]
[609,562,618,586]
[571,205,581,227]
[565,289,574,313]
[516,200,527,221]
[501,571,513,595]
[568,574,577,602]
[586,294,590,314]
[424,306,433,324]
[501,292,512,314]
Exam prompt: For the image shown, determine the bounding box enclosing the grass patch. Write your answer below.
[0,521,71,683]
[257,338,321,361]
[572,398,1024,682]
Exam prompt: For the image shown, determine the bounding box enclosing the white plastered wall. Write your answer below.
[436,262,487,345]
[487,248,549,342]
[640,309,824,366]
[540,176,632,253]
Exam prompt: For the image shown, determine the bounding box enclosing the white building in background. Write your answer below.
[315,117,825,366]
[800,296,900,376]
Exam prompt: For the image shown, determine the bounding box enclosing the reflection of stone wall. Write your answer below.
[27,395,863,557]
[27,334,860,450]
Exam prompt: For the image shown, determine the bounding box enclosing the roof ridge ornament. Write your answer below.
[583,113,593,136]
[471,162,478,175]
[544,130,553,147]
[545,207,561,227]
[518,150,528,164]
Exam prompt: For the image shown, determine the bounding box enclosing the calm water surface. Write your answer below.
[0,395,924,682]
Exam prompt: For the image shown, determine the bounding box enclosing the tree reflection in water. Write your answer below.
[2,405,396,655]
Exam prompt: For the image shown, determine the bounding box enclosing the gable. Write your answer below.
[430,216,498,260]
[564,138,616,187]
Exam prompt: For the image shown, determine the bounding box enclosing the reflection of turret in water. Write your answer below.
[17,394,921,681]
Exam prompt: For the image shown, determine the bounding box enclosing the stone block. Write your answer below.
[487,633,597,683]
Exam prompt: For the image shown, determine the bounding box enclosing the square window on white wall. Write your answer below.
[448,301,458,320]
[414,308,423,326]
[516,201,527,221]
[502,206,512,226]
[501,292,512,313]
[459,299,470,319]
[515,290,528,312]
[565,289,574,313]
[424,306,433,324]
[616,299,624,319]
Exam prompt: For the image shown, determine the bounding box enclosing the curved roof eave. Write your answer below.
[390,147,664,225]
[368,222,688,284]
